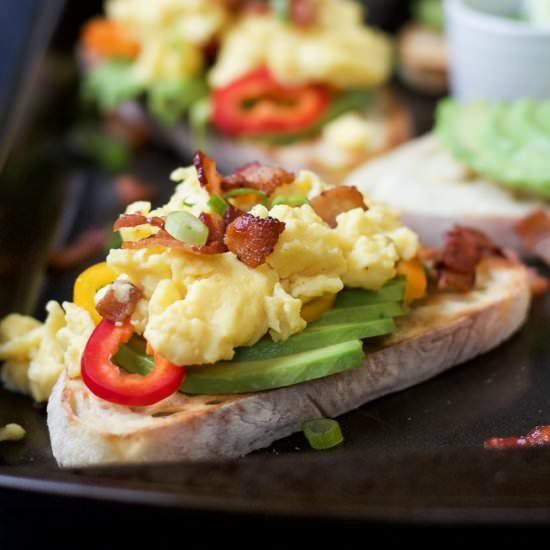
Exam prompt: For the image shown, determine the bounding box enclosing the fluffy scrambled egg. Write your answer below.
[0,303,94,402]
[105,0,229,84]
[0,164,417,400]
[209,0,392,89]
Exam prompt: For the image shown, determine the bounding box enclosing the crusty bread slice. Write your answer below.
[47,257,530,466]
[398,23,448,95]
[116,87,411,185]
[345,133,550,255]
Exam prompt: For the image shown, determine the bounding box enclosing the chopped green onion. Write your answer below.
[224,187,269,204]
[182,200,195,207]
[165,211,209,246]
[271,194,310,207]
[302,418,343,450]
[270,0,290,22]
[208,194,228,215]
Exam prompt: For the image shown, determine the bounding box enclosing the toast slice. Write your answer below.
[47,257,530,466]
[345,133,550,255]
[115,87,412,185]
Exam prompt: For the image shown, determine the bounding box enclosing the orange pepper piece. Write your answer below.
[396,257,427,304]
[81,18,140,60]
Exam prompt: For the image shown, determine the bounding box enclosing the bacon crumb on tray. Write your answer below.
[310,186,367,228]
[224,213,285,267]
[48,227,107,271]
[485,425,550,449]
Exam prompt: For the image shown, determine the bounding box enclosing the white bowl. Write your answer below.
[445,0,550,100]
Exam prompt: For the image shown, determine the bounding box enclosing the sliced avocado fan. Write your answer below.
[436,98,550,198]
[114,277,406,395]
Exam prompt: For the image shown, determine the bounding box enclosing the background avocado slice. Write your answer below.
[436,98,550,198]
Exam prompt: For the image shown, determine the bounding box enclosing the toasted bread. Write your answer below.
[398,23,448,95]
[47,257,530,466]
[114,87,412,185]
[345,133,550,255]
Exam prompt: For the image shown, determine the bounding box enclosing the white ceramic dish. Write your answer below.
[445,0,550,100]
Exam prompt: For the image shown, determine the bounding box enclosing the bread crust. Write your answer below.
[47,257,531,466]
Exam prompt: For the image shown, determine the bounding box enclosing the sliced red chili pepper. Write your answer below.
[212,67,330,137]
[81,320,185,406]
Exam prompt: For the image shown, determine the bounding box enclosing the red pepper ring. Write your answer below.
[81,320,185,407]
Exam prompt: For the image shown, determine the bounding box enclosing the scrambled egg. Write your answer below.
[0,164,417,399]
[0,302,94,402]
[105,0,229,84]
[209,0,392,89]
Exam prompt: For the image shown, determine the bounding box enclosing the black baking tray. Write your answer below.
[2,25,550,545]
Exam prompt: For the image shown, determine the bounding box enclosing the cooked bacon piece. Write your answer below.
[193,150,223,197]
[199,212,227,250]
[96,280,143,323]
[485,425,550,449]
[224,213,285,268]
[224,204,244,226]
[48,227,107,271]
[121,229,225,255]
[310,186,367,228]
[222,162,295,195]
[436,226,501,292]
[515,210,550,265]
[113,213,165,231]
[290,0,317,26]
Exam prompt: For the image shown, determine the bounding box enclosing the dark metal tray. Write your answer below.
[1,57,550,535]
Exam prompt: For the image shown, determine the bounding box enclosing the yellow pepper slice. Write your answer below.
[73,262,118,325]
[301,293,337,323]
[396,258,427,304]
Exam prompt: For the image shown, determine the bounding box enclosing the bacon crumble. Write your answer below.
[436,226,502,292]
[96,280,143,323]
[193,150,223,197]
[224,213,285,268]
[310,186,367,228]
[222,162,295,195]
[485,425,550,449]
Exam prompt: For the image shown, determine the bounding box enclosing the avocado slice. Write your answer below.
[334,277,405,308]
[233,318,395,361]
[436,98,550,198]
[181,340,365,394]
[310,302,407,327]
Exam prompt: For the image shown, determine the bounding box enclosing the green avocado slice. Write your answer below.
[334,277,405,307]
[436,98,550,198]
[233,318,395,362]
[181,340,365,394]
[309,302,407,327]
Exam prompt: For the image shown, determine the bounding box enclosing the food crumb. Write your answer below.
[0,423,26,442]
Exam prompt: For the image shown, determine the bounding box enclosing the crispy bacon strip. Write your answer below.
[193,150,223,197]
[224,204,244,226]
[199,212,227,250]
[113,213,165,231]
[121,229,225,255]
[222,162,295,196]
[515,210,550,266]
[96,280,143,323]
[224,213,285,268]
[485,425,550,449]
[436,226,501,292]
[310,186,367,228]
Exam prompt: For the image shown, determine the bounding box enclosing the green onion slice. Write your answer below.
[271,194,310,207]
[302,418,344,450]
[207,194,228,215]
[165,211,209,246]
[223,188,269,204]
